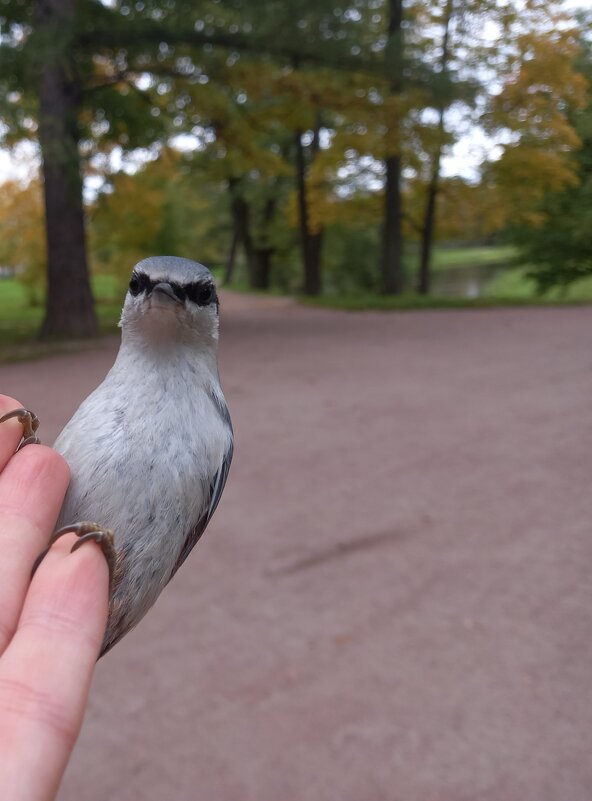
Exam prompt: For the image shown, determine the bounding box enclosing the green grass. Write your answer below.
[0,276,122,360]
[485,266,592,301]
[430,245,519,271]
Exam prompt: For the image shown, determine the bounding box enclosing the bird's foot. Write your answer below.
[0,408,40,450]
[32,522,116,591]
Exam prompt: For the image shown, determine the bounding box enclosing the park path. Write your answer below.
[1,295,591,801]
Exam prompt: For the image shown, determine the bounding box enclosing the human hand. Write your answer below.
[0,395,109,801]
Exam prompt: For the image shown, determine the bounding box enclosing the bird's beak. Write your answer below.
[151,282,183,306]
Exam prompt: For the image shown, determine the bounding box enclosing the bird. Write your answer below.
[1,256,233,656]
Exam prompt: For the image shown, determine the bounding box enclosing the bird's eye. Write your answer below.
[129,273,152,296]
[186,282,216,306]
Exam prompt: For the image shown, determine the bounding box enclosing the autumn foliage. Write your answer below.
[0,0,590,320]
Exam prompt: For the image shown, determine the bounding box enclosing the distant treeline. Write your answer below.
[0,0,590,336]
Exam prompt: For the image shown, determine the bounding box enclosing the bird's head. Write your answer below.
[119,256,220,346]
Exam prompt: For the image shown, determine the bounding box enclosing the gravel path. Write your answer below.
[1,296,591,801]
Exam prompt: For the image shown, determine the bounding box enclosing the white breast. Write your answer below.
[54,343,231,633]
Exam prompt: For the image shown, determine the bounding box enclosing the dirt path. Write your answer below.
[1,296,591,801]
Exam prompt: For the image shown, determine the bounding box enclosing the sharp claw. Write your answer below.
[0,408,40,431]
[31,546,51,577]
[0,408,40,449]
[32,521,117,591]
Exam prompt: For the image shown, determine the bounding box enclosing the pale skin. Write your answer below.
[0,395,109,801]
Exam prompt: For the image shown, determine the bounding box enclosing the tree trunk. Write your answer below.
[417,0,454,296]
[228,178,260,288]
[250,194,277,291]
[295,127,322,296]
[251,249,273,290]
[223,229,239,286]
[308,230,324,292]
[382,155,403,293]
[37,0,98,338]
[381,0,404,295]
[417,127,442,296]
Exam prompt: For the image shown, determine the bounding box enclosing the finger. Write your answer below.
[0,396,31,471]
[0,446,69,655]
[0,533,108,801]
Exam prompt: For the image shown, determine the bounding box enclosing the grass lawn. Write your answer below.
[484,266,592,301]
[430,245,519,271]
[0,275,123,361]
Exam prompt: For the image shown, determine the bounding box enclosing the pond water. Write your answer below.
[431,262,505,298]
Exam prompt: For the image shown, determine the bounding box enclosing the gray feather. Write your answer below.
[134,256,213,285]
[169,434,233,580]
[53,256,232,655]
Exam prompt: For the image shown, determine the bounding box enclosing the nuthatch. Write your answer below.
[2,257,233,656]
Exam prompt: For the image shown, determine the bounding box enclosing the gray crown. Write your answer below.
[134,256,213,285]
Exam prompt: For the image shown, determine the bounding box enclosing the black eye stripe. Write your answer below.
[129,272,151,295]
[185,282,217,306]
[129,274,217,306]
[129,273,142,295]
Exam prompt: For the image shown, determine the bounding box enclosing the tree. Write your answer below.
[170,54,293,292]
[90,148,228,286]
[1,0,382,332]
[0,178,46,304]
[417,0,454,295]
[505,19,592,291]
[28,0,96,336]
[381,0,405,294]
[364,0,480,294]
[0,0,169,336]
[3,0,585,315]
[483,1,587,225]
[404,175,505,243]
[398,0,585,294]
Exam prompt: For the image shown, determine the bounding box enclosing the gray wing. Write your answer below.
[168,435,234,581]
